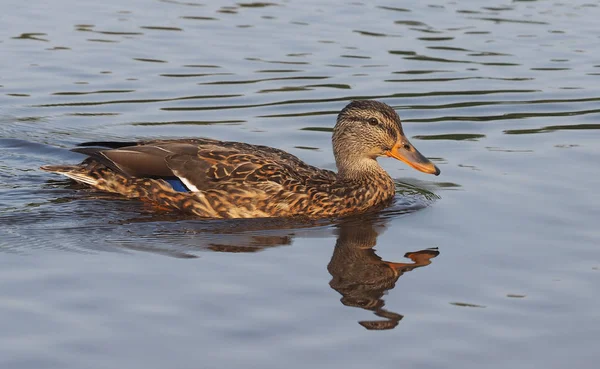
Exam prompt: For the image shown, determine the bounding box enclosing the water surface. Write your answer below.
[1,0,599,368]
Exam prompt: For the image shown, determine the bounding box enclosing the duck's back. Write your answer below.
[105,138,337,189]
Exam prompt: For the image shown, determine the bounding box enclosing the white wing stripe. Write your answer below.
[179,177,199,192]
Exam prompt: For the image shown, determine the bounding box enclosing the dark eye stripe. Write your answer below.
[363,117,400,140]
[384,124,398,140]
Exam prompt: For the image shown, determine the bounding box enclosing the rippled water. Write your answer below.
[1,0,599,368]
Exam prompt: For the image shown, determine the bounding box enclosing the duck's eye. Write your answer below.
[367,117,379,126]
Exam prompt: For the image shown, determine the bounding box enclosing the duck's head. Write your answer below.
[332,100,440,178]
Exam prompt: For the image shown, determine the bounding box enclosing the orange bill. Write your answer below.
[385,139,440,176]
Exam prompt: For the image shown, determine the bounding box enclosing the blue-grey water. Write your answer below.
[1,0,599,368]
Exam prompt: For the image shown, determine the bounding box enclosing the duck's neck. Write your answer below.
[335,156,395,194]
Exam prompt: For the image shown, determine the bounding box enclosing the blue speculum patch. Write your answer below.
[165,178,190,192]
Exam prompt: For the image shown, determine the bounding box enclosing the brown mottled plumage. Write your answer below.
[41,100,440,219]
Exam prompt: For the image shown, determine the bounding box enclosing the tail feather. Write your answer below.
[41,165,99,186]
[40,164,76,173]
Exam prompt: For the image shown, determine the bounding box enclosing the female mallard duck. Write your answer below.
[41,100,440,219]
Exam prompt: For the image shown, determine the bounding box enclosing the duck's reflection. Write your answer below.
[160,214,438,331]
[328,218,438,330]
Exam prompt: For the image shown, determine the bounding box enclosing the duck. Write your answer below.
[41,100,440,219]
